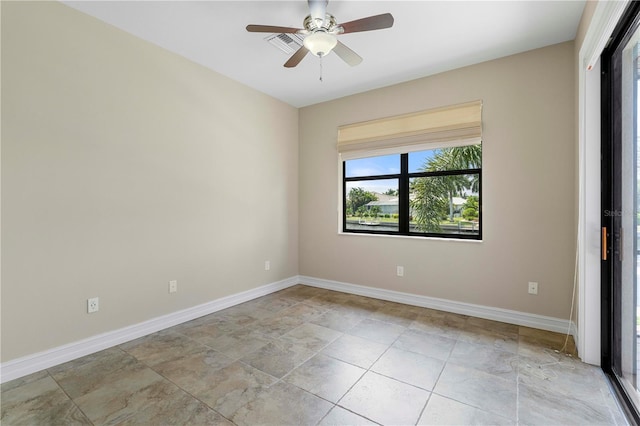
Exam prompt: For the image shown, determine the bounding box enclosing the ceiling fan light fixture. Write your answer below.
[303,31,337,57]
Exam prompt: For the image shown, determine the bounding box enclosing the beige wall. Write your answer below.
[1,2,299,362]
[299,41,576,320]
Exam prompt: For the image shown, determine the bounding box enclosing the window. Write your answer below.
[338,100,483,240]
[343,145,481,239]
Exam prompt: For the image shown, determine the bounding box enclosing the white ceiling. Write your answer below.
[63,1,586,108]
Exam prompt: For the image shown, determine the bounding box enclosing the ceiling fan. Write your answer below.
[246,0,394,68]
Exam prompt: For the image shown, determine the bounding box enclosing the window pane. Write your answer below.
[345,179,399,232]
[409,144,482,173]
[409,174,480,236]
[345,154,400,178]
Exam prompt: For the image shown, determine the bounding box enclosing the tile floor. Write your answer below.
[1,285,629,425]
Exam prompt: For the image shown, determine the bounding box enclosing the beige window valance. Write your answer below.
[337,100,482,158]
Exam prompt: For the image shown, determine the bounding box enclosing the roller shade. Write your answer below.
[337,100,482,158]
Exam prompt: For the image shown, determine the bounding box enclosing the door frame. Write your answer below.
[601,2,640,424]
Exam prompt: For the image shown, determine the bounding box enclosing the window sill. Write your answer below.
[337,230,483,243]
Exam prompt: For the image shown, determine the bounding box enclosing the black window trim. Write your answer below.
[342,152,482,240]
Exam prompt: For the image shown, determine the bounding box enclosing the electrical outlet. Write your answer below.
[87,297,99,313]
[265,261,270,271]
[528,282,538,295]
[169,280,178,293]
[397,266,404,277]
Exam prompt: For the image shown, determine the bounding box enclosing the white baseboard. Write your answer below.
[2,274,579,384]
[299,275,577,338]
[0,277,298,384]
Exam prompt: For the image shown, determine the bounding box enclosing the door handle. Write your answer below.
[602,227,608,261]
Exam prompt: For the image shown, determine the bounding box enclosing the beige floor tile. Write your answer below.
[181,360,276,418]
[421,308,468,322]
[72,367,193,424]
[1,373,91,425]
[347,318,406,345]
[339,371,430,425]
[119,395,233,425]
[230,381,332,426]
[371,346,444,390]
[393,328,456,361]
[119,330,206,366]
[518,351,617,410]
[277,284,328,301]
[518,382,618,425]
[467,316,519,334]
[279,322,343,352]
[240,292,300,312]
[448,340,519,380]
[434,363,517,420]
[218,302,276,322]
[331,298,382,318]
[321,333,390,369]
[200,327,272,359]
[369,302,420,326]
[1,370,50,393]
[343,295,386,313]
[518,326,577,359]
[173,314,247,340]
[311,309,366,332]
[318,406,378,426]
[305,293,351,309]
[285,353,366,402]
[458,323,519,353]
[240,340,315,378]
[418,394,512,425]
[48,347,141,399]
[251,313,306,338]
[276,302,329,323]
[151,347,234,390]
[409,312,465,339]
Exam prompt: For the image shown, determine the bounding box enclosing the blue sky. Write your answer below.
[345,149,439,194]
[345,149,440,178]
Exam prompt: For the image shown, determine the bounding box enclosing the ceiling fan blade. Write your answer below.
[246,24,301,34]
[339,13,394,34]
[308,0,328,22]
[284,46,310,68]
[333,41,362,67]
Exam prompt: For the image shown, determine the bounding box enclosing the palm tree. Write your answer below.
[411,144,481,231]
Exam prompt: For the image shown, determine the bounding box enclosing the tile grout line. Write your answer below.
[45,370,96,426]
[146,363,237,425]
[329,324,412,422]
[115,342,242,424]
[412,324,458,425]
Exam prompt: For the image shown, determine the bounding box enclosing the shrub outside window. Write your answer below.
[343,144,481,239]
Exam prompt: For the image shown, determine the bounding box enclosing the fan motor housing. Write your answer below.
[303,14,338,33]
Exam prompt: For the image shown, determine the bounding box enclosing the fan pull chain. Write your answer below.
[319,54,324,82]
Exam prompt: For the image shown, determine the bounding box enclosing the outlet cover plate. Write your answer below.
[169,280,178,293]
[528,282,538,295]
[87,297,99,313]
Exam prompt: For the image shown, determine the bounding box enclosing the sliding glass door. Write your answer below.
[602,2,640,422]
